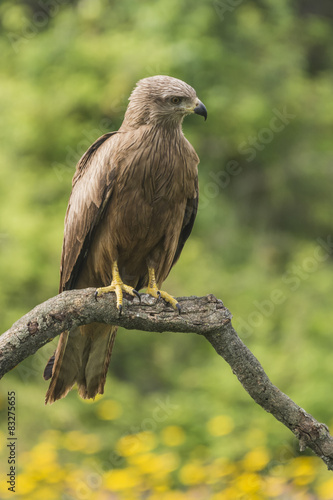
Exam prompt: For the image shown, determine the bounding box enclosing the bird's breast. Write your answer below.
[83,131,198,288]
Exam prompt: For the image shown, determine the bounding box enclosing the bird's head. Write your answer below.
[123,75,207,129]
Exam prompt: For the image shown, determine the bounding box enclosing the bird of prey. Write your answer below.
[44,75,207,404]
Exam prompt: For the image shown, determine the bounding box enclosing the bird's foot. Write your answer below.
[147,267,180,314]
[148,286,181,314]
[95,262,140,314]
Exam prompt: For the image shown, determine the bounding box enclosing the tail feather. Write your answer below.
[98,327,117,393]
[44,324,117,404]
[45,328,82,404]
[43,352,56,381]
[77,324,117,399]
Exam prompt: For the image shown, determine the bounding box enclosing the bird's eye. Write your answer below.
[171,97,181,104]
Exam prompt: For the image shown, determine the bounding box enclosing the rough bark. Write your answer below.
[1,290,333,469]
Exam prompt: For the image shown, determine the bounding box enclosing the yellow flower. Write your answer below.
[96,399,123,420]
[236,472,262,494]
[104,467,141,491]
[317,478,333,500]
[159,452,180,473]
[288,456,316,485]
[206,457,235,483]
[158,493,187,500]
[211,491,233,500]
[129,452,161,475]
[60,430,99,456]
[213,486,242,500]
[161,426,186,447]
[129,451,179,477]
[207,415,234,437]
[62,430,88,451]
[116,434,140,457]
[292,456,316,476]
[29,441,58,468]
[116,431,156,457]
[15,473,36,495]
[28,486,60,500]
[242,447,270,471]
[46,467,67,484]
[179,460,206,485]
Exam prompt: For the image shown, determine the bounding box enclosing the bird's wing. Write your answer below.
[59,132,118,292]
[172,177,199,268]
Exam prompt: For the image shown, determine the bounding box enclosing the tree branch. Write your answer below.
[1,289,333,469]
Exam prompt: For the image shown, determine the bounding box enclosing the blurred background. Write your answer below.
[1,0,333,498]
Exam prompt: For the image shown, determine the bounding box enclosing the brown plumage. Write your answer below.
[44,75,207,404]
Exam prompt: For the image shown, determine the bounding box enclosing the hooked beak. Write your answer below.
[193,100,207,121]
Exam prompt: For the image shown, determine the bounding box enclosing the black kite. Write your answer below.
[44,75,207,403]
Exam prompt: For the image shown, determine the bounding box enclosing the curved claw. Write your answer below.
[133,289,141,302]
[94,290,98,301]
[147,267,179,314]
[118,304,123,316]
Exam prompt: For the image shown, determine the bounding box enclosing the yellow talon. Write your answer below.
[147,267,181,313]
[95,262,140,313]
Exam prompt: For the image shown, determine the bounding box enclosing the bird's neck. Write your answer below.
[120,105,184,136]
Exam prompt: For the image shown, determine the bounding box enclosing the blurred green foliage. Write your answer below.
[1,0,333,498]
